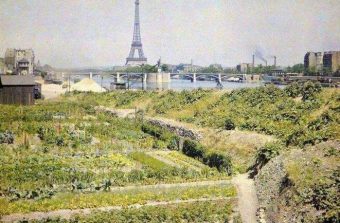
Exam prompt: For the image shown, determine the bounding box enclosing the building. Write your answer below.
[315,52,324,71]
[304,52,317,72]
[0,75,36,105]
[210,64,223,70]
[0,58,5,74]
[176,64,202,73]
[236,63,253,73]
[304,51,340,74]
[323,51,340,73]
[4,49,35,75]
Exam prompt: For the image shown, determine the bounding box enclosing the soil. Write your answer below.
[232,174,259,223]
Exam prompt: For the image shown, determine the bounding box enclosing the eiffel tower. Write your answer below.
[126,0,147,66]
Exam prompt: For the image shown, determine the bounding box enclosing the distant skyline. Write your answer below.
[0,0,339,68]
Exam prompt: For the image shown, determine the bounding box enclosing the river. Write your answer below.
[90,76,266,91]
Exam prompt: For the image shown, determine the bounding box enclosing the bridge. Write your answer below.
[64,72,250,84]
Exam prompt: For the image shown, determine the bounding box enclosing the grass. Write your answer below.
[29,200,235,223]
[129,151,171,170]
[0,185,236,216]
[66,86,339,173]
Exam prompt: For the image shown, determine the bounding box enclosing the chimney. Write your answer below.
[274,56,277,68]
[252,54,255,67]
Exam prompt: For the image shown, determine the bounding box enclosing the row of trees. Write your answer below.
[117,62,339,76]
[117,64,169,73]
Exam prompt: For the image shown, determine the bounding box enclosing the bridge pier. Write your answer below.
[116,72,121,83]
[192,73,196,82]
[142,73,147,84]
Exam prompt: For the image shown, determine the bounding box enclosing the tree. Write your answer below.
[305,66,317,76]
[161,64,169,72]
[199,65,223,73]
[322,67,332,76]
[123,64,158,73]
[290,64,304,73]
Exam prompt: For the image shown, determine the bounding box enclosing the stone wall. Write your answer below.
[95,106,202,140]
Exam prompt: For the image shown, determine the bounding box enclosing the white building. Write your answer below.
[4,49,35,75]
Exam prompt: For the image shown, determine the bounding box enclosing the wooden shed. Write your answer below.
[0,75,35,105]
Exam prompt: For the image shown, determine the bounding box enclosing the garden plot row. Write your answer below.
[0,184,236,217]
[146,151,207,171]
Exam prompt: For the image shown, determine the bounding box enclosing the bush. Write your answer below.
[224,118,235,130]
[205,152,232,174]
[302,81,322,101]
[285,82,301,97]
[0,131,14,144]
[182,139,205,160]
[167,136,180,150]
[182,139,232,175]
[249,142,283,177]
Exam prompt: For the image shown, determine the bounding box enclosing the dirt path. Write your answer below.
[1,197,234,222]
[106,179,231,192]
[232,174,259,223]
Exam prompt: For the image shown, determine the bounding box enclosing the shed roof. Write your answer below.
[18,58,29,63]
[0,75,35,86]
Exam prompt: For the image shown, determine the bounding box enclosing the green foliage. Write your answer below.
[151,89,210,114]
[182,139,232,175]
[286,63,304,73]
[224,118,235,130]
[198,65,223,73]
[205,152,232,174]
[302,81,322,101]
[0,131,14,144]
[250,142,284,177]
[123,64,158,73]
[161,64,169,72]
[31,200,233,223]
[141,123,179,150]
[0,185,236,215]
[251,64,273,74]
[285,82,301,97]
[183,139,205,160]
[130,152,170,171]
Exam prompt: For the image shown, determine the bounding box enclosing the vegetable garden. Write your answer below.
[0,98,234,222]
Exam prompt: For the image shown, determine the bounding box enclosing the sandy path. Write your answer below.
[41,83,66,100]
[232,174,259,223]
[1,197,234,222]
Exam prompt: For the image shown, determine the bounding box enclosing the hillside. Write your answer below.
[0,83,339,222]
[255,141,339,222]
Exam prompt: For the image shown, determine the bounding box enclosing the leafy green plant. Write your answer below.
[285,82,302,97]
[249,142,284,177]
[0,131,14,144]
[302,81,322,101]
[224,118,236,130]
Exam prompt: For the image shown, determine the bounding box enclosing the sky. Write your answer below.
[0,0,339,68]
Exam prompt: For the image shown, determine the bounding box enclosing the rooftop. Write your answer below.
[0,75,35,86]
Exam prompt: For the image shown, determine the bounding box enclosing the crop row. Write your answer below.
[0,184,236,216]
[29,200,236,223]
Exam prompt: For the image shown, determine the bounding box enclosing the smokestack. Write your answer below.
[274,56,277,68]
[252,54,255,67]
